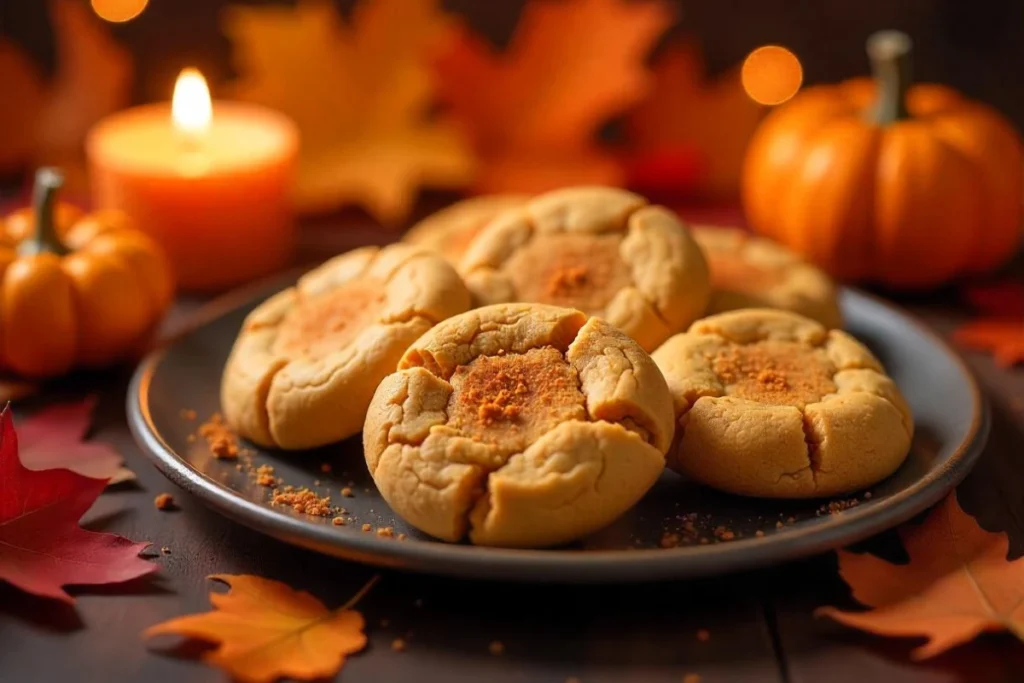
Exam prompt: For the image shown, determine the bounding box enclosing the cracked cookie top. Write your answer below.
[404,195,528,265]
[692,226,843,329]
[458,187,711,352]
[363,303,674,548]
[220,244,470,450]
[652,309,913,499]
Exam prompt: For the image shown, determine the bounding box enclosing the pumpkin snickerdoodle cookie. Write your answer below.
[652,309,912,498]
[459,187,710,352]
[404,195,528,265]
[221,244,470,450]
[692,226,843,329]
[363,303,675,547]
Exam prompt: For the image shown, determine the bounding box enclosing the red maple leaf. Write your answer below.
[18,398,133,484]
[0,407,155,603]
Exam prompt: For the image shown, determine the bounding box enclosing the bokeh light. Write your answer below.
[91,0,149,23]
[741,45,803,106]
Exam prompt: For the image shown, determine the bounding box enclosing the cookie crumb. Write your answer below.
[362,523,372,532]
[256,464,276,487]
[775,520,784,529]
[160,546,171,555]
[332,517,345,526]
[755,530,765,538]
[186,434,196,443]
[154,493,176,511]
[377,526,395,538]
[342,487,355,498]
[488,640,505,656]
[180,408,197,421]
[391,638,407,652]
[713,525,735,541]
[696,629,710,642]
[271,488,332,517]
[397,533,408,541]
[198,413,239,459]
[660,532,681,549]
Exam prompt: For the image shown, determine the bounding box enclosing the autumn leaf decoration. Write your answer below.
[18,398,134,484]
[953,280,1024,367]
[0,407,154,603]
[625,41,765,200]
[435,0,673,194]
[819,493,1024,659]
[146,574,379,683]
[223,0,474,224]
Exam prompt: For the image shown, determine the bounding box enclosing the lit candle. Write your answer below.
[86,69,298,292]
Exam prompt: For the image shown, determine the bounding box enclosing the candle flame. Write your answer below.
[172,68,212,134]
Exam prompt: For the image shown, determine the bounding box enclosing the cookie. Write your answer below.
[693,226,843,329]
[221,244,470,450]
[404,195,528,264]
[652,309,912,498]
[363,303,675,547]
[459,187,710,352]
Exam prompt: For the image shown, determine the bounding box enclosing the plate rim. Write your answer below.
[128,276,990,583]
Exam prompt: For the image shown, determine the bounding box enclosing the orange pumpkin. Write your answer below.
[0,168,174,378]
[742,30,1023,289]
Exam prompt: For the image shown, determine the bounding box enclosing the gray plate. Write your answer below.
[128,277,988,582]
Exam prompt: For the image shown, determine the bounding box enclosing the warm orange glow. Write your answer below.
[741,45,803,106]
[172,68,213,135]
[90,0,148,23]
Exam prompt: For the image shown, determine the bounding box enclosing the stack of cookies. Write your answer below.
[221,187,913,548]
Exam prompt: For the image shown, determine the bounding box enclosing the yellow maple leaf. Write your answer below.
[145,574,378,683]
[626,42,765,199]
[435,0,673,194]
[223,0,474,224]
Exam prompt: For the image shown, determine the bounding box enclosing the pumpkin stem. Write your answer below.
[867,30,912,124]
[21,167,68,258]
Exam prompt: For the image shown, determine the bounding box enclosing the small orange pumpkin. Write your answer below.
[742,30,1023,289]
[0,168,174,378]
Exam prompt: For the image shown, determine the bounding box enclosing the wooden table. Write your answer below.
[1,228,1022,683]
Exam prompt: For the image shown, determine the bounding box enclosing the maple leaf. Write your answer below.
[36,0,133,197]
[146,574,379,683]
[625,41,764,200]
[0,407,155,603]
[0,40,45,174]
[435,0,673,193]
[223,0,474,224]
[819,493,1024,659]
[952,319,1024,367]
[18,398,134,484]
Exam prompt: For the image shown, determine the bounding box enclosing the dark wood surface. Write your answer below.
[0,237,1022,683]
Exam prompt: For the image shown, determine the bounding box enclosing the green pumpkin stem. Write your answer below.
[21,167,68,257]
[867,30,913,124]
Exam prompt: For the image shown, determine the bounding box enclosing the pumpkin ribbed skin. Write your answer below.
[742,79,1022,289]
[0,202,174,378]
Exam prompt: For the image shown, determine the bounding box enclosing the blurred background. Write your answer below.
[5,0,1023,121]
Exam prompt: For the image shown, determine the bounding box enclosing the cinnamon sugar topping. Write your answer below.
[272,279,386,357]
[447,347,585,452]
[711,341,835,406]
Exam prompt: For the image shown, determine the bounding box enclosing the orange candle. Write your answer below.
[86,69,298,292]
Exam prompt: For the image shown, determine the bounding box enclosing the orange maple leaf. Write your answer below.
[953,318,1024,367]
[146,574,378,683]
[0,41,45,174]
[223,0,474,224]
[625,42,764,200]
[435,0,673,194]
[36,0,133,197]
[819,493,1024,660]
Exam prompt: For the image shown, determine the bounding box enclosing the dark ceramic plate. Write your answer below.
[128,276,988,583]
